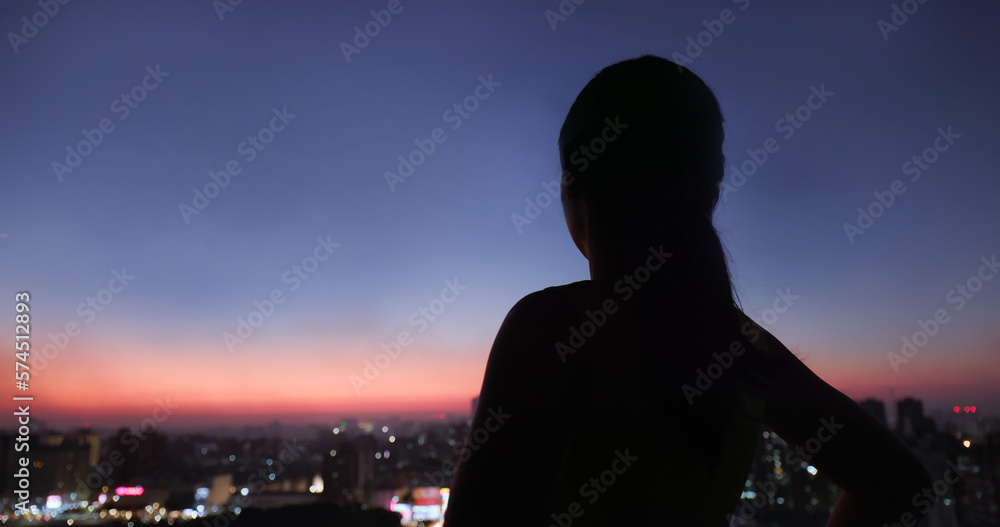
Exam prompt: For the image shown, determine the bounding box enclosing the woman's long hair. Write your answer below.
[559,55,736,314]
[557,55,773,421]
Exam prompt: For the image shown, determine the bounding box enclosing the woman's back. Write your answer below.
[539,278,766,525]
[445,276,933,525]
[444,54,934,526]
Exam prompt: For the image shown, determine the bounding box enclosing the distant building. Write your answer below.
[897,397,927,437]
[34,436,91,497]
[43,429,101,466]
[103,427,170,484]
[859,398,887,426]
[206,473,234,508]
[322,434,376,504]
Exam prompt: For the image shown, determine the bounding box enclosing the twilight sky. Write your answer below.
[1,0,998,429]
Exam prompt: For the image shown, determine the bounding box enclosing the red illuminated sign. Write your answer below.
[115,486,144,496]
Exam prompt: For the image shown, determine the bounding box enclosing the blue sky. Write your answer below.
[0,0,997,426]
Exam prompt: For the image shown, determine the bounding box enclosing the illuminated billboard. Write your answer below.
[115,486,144,496]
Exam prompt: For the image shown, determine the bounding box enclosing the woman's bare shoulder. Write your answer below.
[498,281,599,327]
[484,281,602,368]
[513,280,599,307]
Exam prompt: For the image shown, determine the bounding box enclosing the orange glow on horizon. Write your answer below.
[8,330,998,428]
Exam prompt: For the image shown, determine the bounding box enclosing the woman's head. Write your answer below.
[558,56,761,418]
[558,55,726,256]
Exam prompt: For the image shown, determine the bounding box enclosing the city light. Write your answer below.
[115,486,144,496]
[311,474,324,493]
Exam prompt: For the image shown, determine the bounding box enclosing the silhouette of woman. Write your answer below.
[444,55,932,526]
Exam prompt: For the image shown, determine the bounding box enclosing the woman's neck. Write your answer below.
[585,213,733,310]
[585,215,689,281]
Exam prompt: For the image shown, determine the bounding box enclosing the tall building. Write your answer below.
[859,398,887,426]
[102,427,170,484]
[897,397,925,437]
[44,429,101,467]
[34,438,91,498]
[322,434,376,505]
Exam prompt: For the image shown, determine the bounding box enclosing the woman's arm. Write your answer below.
[444,289,584,526]
[745,318,934,526]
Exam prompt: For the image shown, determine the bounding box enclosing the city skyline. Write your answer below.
[2,390,993,433]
